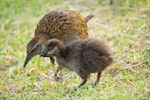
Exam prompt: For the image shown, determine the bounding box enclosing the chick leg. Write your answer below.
[76,71,87,88]
[50,57,55,70]
[78,78,87,88]
[94,72,101,86]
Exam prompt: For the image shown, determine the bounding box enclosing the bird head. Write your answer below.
[23,35,46,68]
[40,39,63,57]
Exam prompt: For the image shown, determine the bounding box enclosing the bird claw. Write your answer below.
[54,75,62,82]
[93,82,98,87]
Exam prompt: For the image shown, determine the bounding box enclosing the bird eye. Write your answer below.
[31,48,35,53]
[48,47,53,51]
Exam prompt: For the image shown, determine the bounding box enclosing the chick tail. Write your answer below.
[99,55,114,70]
[108,55,114,64]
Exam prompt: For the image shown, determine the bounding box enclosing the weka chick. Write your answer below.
[23,10,94,68]
[40,38,113,87]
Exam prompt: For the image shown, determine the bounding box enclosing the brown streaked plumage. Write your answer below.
[23,10,94,68]
[40,38,113,87]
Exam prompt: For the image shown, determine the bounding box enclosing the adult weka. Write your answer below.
[23,10,94,69]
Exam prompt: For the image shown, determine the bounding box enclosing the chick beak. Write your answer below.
[23,54,32,68]
[40,50,48,57]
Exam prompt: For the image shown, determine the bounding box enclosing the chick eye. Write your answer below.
[48,47,53,51]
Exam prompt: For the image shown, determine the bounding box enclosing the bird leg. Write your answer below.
[54,67,62,81]
[94,72,101,86]
[50,57,55,70]
[78,78,87,88]
[75,70,87,88]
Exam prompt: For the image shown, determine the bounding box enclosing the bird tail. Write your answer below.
[85,14,94,22]
[109,56,114,64]
[99,55,114,70]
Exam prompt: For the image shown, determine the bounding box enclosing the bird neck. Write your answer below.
[59,44,71,58]
[57,44,66,58]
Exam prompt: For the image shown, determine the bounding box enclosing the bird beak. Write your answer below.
[40,50,48,57]
[23,54,32,68]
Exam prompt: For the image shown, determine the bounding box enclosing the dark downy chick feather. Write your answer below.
[40,38,113,87]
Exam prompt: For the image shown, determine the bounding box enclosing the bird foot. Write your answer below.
[54,75,62,82]
[93,82,98,87]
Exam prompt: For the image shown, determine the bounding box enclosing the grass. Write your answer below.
[0,0,150,99]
